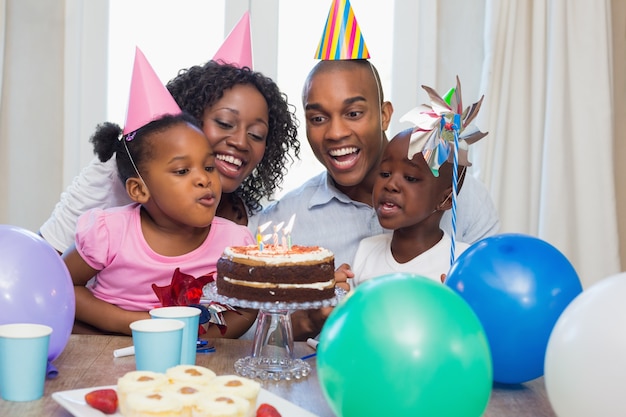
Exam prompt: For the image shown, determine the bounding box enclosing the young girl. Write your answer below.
[62,112,256,336]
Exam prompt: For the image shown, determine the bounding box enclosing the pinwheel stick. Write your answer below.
[450,114,461,267]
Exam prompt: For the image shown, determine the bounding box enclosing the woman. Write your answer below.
[39,61,300,338]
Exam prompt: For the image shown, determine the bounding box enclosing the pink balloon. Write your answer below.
[0,225,75,362]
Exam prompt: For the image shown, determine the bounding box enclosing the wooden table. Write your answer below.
[0,334,556,417]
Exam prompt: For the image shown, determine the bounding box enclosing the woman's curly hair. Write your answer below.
[166,61,300,215]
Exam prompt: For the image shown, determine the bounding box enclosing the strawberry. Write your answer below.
[84,388,118,414]
[257,403,282,417]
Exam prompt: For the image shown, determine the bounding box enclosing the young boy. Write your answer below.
[350,128,470,286]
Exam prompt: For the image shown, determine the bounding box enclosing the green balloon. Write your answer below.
[318,273,492,417]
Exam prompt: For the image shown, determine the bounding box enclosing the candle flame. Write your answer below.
[273,221,285,233]
[282,214,296,235]
[258,220,272,234]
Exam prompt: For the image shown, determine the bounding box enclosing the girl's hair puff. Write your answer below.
[89,113,201,184]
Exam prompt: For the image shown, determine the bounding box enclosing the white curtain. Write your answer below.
[475,0,620,287]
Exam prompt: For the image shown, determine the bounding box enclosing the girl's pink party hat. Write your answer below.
[123,47,182,135]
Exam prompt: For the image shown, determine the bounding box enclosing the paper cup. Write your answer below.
[130,318,184,373]
[0,323,52,401]
[150,306,201,365]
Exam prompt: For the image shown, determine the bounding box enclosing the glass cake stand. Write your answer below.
[203,283,345,381]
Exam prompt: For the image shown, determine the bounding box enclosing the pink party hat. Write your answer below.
[123,47,182,135]
[314,0,370,60]
[212,11,253,69]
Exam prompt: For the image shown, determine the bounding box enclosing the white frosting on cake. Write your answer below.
[222,276,334,290]
[222,245,333,265]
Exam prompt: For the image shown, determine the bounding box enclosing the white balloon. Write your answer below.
[545,272,626,417]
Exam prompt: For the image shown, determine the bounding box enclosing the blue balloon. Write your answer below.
[0,225,75,362]
[445,233,582,384]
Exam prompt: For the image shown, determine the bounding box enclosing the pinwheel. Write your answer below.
[400,77,488,265]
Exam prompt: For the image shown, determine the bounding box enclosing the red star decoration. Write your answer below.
[152,268,236,335]
[152,268,215,307]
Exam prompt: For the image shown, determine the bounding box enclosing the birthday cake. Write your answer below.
[216,245,336,303]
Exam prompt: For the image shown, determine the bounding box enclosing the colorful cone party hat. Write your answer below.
[212,11,253,69]
[123,47,182,135]
[314,0,370,60]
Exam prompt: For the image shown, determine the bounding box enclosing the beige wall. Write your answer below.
[613,0,625,270]
[0,1,65,230]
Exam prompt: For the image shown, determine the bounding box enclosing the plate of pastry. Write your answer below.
[52,365,319,417]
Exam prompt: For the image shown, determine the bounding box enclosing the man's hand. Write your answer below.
[292,263,354,341]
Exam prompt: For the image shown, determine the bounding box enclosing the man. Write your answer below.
[249,59,499,339]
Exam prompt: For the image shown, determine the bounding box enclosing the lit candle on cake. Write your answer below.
[257,221,272,251]
[282,214,296,250]
[272,222,284,247]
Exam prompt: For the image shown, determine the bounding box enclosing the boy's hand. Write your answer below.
[334,263,354,292]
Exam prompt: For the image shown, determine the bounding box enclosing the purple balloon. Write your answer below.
[0,225,75,362]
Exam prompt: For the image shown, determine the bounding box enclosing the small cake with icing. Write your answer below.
[206,374,261,414]
[166,364,216,386]
[216,244,336,303]
[124,390,184,417]
[161,381,208,415]
[192,392,250,417]
[117,370,169,415]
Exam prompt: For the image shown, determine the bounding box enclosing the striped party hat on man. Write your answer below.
[314,0,370,60]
